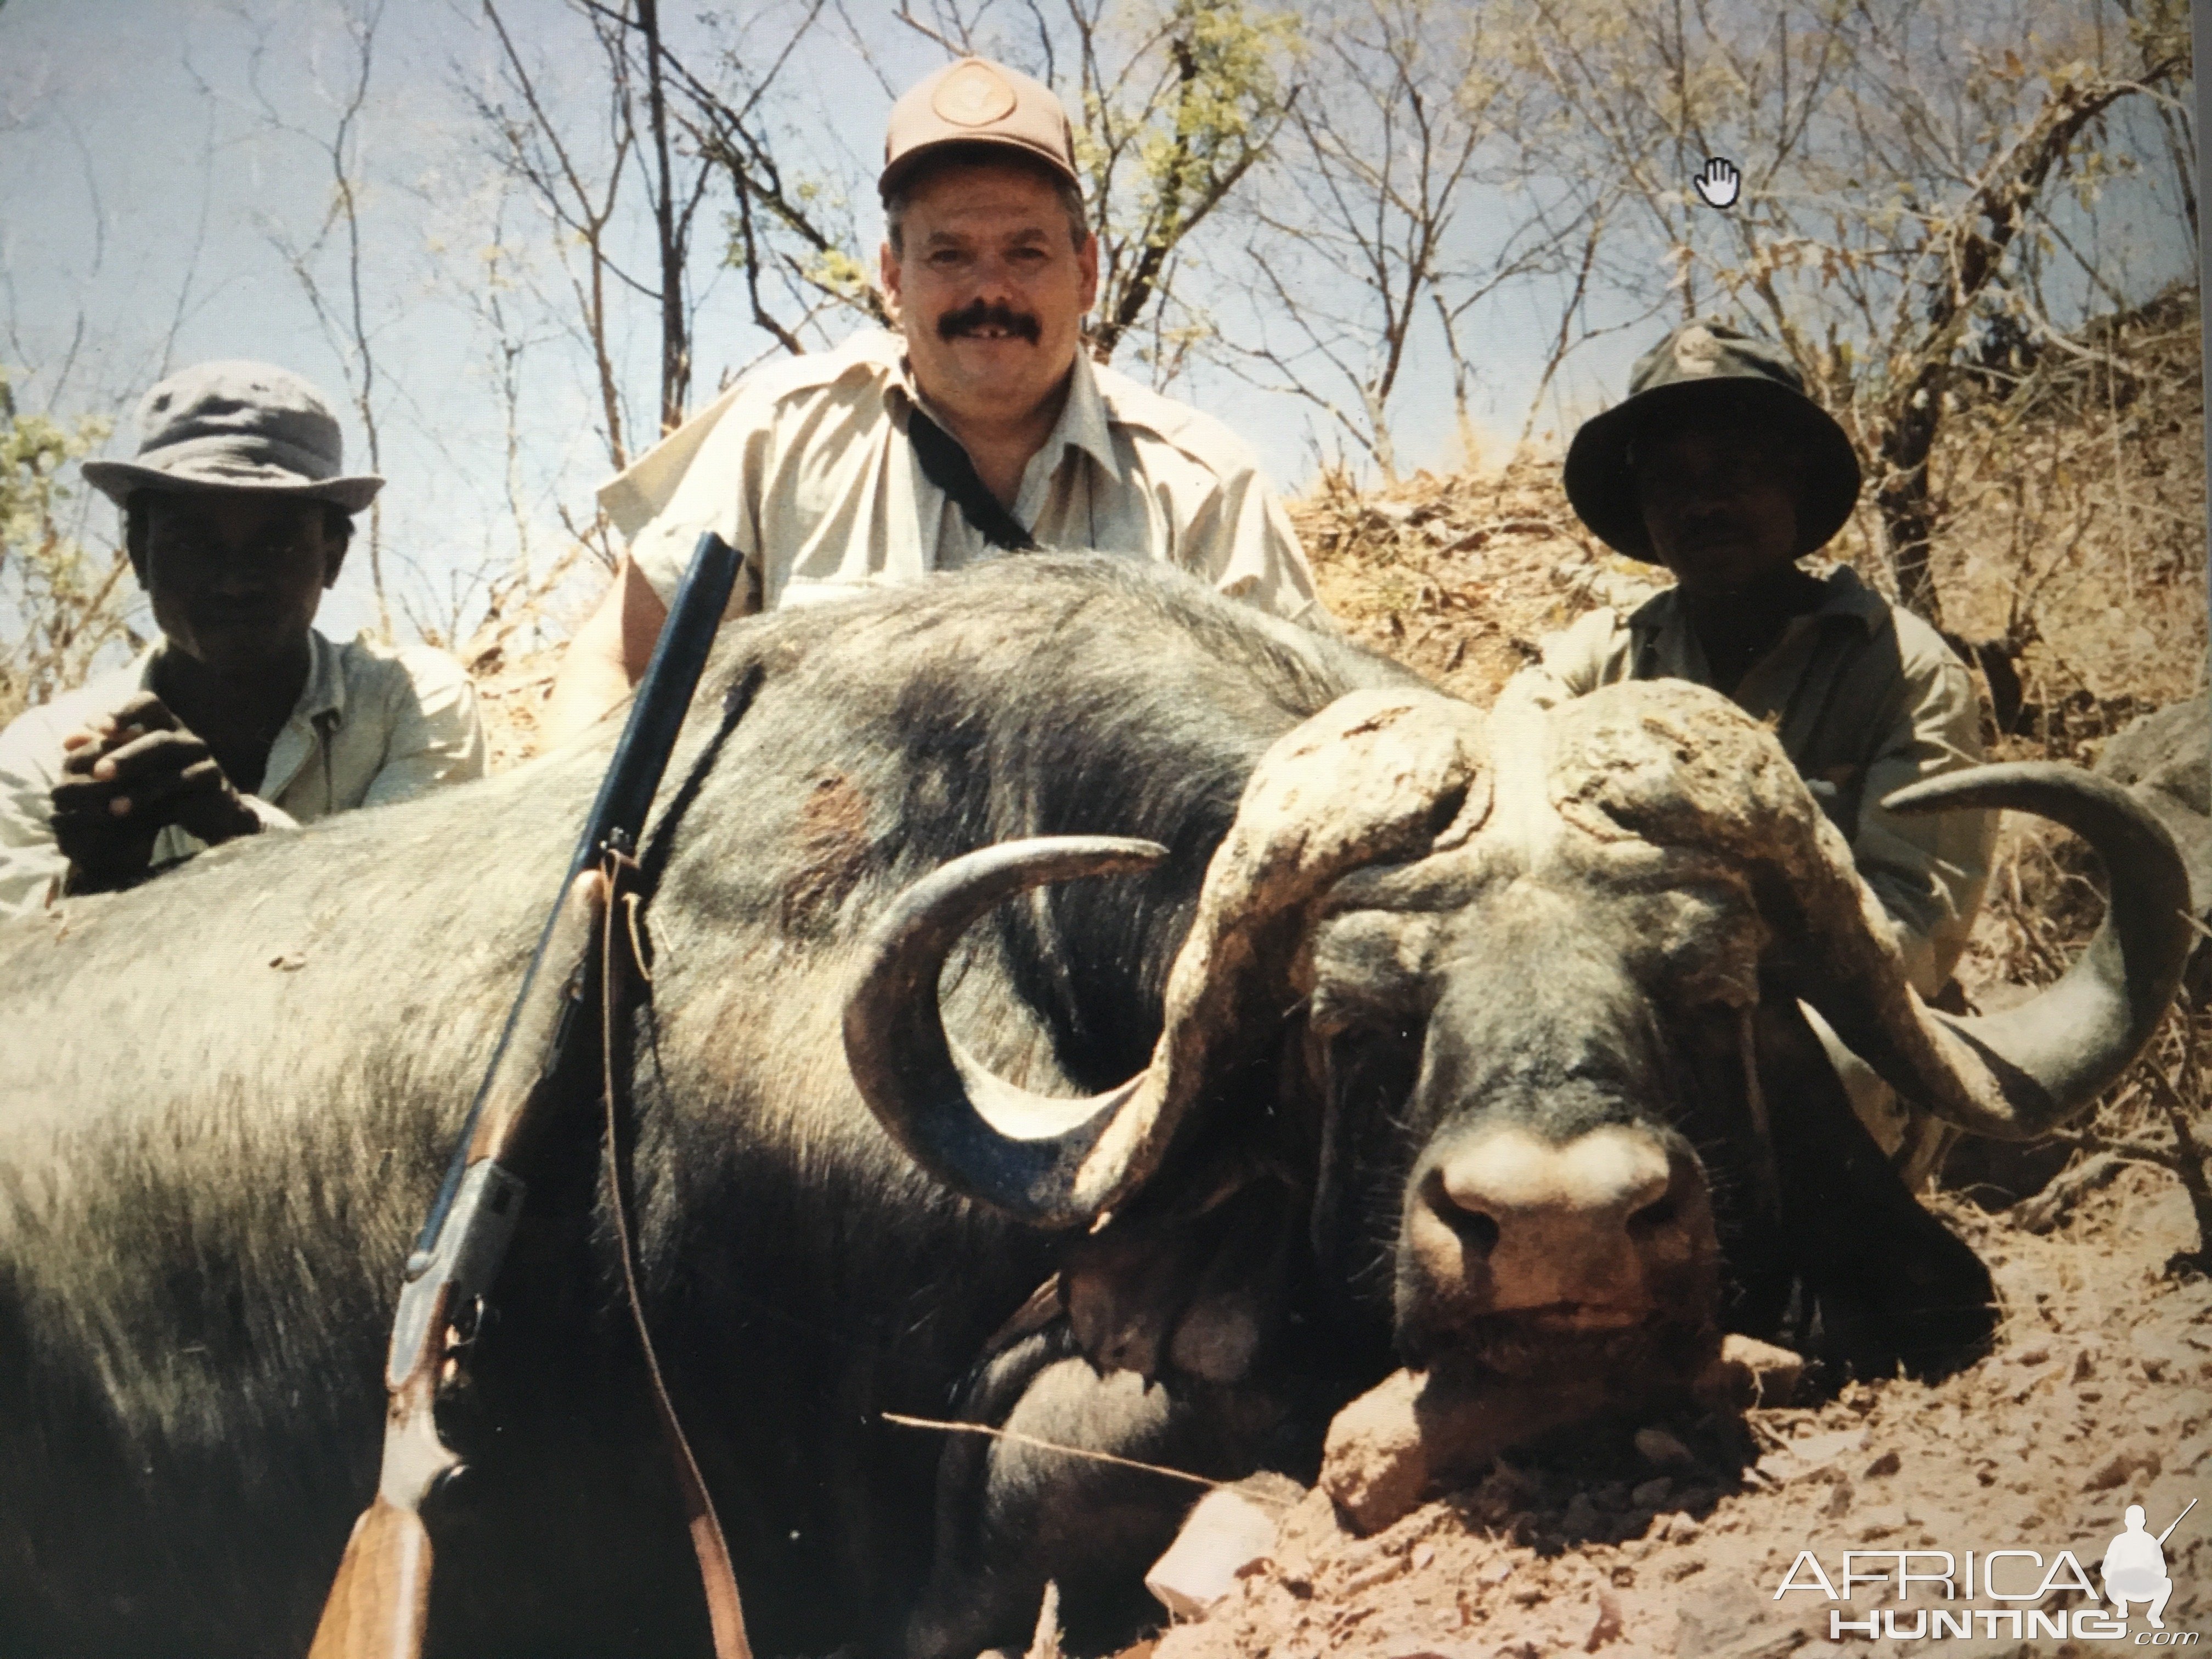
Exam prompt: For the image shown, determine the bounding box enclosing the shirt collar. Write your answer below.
[136,628,348,730]
[1628,563,1887,639]
[1049,347,1122,482]
[297,628,347,727]
[1808,564,1889,632]
[890,335,1122,486]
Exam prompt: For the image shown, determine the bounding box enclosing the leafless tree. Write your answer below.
[638,0,890,354]
[247,0,396,637]
[1214,0,1591,476]
[472,0,860,477]
[474,0,659,473]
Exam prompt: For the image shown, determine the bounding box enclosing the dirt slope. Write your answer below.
[1138,1172,2207,1659]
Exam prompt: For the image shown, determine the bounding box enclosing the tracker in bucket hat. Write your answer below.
[80,360,383,514]
[1562,321,1859,562]
[879,55,1080,198]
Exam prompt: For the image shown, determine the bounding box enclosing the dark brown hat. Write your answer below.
[880,57,1080,199]
[1563,321,1860,562]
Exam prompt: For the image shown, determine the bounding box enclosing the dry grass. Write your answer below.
[1291,458,1661,707]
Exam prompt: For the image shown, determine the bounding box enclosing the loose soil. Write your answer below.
[1136,1171,2209,1659]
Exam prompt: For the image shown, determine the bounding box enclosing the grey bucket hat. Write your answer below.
[1563,321,1860,562]
[80,360,383,513]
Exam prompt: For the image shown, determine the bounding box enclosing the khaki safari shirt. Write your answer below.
[1536,566,1995,996]
[601,328,1322,624]
[0,629,486,917]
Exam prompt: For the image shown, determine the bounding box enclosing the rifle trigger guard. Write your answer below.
[386,1160,529,1390]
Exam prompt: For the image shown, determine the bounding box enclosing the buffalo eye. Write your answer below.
[1322,1023,1423,1104]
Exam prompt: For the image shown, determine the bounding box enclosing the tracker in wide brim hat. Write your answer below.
[80,359,383,514]
[879,56,1080,198]
[1562,321,1860,562]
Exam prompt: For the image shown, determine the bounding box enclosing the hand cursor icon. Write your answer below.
[1693,157,1741,209]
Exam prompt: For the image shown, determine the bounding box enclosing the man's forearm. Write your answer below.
[543,557,670,748]
[543,650,638,749]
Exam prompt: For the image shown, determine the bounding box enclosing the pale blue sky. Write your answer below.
[0,0,2195,647]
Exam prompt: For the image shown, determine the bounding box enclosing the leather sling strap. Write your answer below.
[600,848,754,1659]
[906,403,1040,552]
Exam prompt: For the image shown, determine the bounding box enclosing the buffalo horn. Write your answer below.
[1805,763,2192,1139]
[843,836,1172,1228]
[844,689,1490,1227]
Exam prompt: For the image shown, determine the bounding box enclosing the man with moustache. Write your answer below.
[1536,323,1995,1178]
[0,361,484,915]
[544,55,1322,744]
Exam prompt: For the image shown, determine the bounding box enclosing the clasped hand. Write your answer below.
[50,692,259,892]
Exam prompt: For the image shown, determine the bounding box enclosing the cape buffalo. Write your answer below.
[0,556,2188,1659]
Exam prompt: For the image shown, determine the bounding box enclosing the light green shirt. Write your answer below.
[1535,566,1995,995]
[0,629,486,917]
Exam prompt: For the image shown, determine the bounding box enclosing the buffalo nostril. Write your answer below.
[1413,1126,1702,1323]
[1450,1206,1502,1257]
[1425,1168,1504,1256]
[1628,1193,1679,1233]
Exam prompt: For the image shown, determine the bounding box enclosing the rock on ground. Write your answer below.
[1131,1166,2211,1659]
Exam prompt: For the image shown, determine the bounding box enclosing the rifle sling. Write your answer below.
[600,848,754,1659]
[906,403,1040,552]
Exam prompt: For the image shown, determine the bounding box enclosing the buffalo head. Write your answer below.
[844,679,2191,1392]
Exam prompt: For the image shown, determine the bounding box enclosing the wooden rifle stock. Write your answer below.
[307,1497,433,1659]
[309,871,607,1659]
[309,532,740,1658]
[306,1378,440,1659]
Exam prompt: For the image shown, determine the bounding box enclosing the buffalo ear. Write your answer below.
[1062,1177,1297,1384]
[1754,998,1997,1380]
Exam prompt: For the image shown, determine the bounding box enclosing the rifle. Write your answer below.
[309,532,742,1659]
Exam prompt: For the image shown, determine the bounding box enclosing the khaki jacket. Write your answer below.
[0,630,485,917]
[1536,567,1995,995]
[601,329,1322,624]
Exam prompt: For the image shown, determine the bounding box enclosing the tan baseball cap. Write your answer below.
[880,57,1080,198]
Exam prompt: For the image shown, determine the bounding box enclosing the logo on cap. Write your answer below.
[933,60,1019,127]
[1674,326,1722,376]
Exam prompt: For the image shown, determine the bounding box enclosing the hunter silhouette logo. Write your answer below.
[2103,1499,2195,1629]
[1772,1494,2199,1643]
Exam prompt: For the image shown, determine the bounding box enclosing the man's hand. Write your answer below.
[50,693,259,892]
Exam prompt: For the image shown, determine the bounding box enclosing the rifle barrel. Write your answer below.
[2157,1497,2197,1545]
[409,532,741,1261]
[569,532,744,877]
